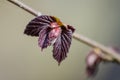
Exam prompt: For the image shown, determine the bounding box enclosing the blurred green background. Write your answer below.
[0,0,120,80]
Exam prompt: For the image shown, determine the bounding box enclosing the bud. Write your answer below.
[86,48,102,77]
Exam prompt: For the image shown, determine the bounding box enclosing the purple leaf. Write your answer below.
[24,15,56,36]
[38,26,51,50]
[24,15,59,50]
[24,15,75,64]
[53,25,75,64]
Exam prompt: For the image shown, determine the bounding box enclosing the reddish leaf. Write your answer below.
[24,15,56,36]
[24,15,60,50]
[38,27,51,50]
[24,15,75,64]
[53,25,74,64]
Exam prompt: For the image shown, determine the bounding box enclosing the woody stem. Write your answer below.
[7,0,120,62]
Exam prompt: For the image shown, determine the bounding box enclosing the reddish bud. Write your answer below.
[86,47,120,77]
[86,48,102,77]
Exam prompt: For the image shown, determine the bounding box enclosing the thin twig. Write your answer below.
[7,0,120,62]
[7,0,42,16]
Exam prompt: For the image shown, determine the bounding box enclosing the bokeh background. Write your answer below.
[0,0,120,80]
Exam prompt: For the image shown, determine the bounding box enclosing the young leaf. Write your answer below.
[24,15,56,36]
[24,15,75,64]
[53,26,75,64]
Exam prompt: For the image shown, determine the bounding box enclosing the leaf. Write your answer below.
[38,26,51,50]
[53,26,74,64]
[24,15,56,36]
[24,15,75,64]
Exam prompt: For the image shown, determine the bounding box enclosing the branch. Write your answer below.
[7,0,120,63]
